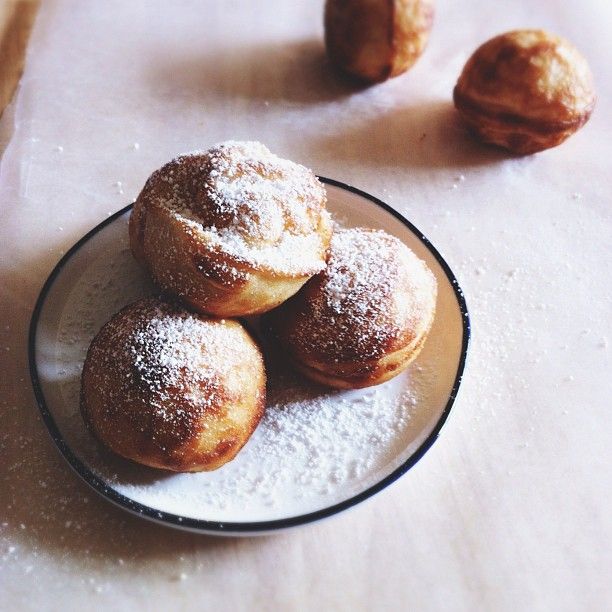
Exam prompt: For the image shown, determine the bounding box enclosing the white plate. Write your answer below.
[29,178,469,535]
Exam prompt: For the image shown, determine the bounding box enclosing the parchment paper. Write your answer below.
[1,1,610,609]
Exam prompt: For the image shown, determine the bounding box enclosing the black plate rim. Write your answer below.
[28,176,470,534]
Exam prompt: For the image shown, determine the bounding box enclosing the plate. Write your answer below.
[28,177,470,535]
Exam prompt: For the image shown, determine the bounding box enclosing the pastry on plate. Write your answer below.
[324,0,434,83]
[266,228,437,389]
[80,298,266,472]
[453,29,596,154]
[129,141,332,317]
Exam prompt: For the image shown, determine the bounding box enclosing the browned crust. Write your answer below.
[453,30,595,154]
[324,0,432,83]
[0,0,40,118]
[383,0,395,82]
[267,276,421,366]
[453,87,594,136]
[189,382,266,472]
[288,311,434,389]
[162,377,266,473]
[130,158,255,289]
[324,0,393,83]
[265,228,437,390]
[129,147,331,317]
[80,298,266,472]
[389,0,434,78]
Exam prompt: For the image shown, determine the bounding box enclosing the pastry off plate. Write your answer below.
[29,178,470,536]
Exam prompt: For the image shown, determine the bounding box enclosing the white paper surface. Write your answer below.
[1,1,611,609]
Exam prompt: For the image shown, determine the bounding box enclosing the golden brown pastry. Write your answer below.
[129,141,332,317]
[266,228,437,389]
[453,30,596,154]
[80,298,265,472]
[324,0,434,83]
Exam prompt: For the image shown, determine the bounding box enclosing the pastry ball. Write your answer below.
[266,228,437,389]
[129,141,332,317]
[453,30,596,154]
[80,298,266,472]
[324,0,434,83]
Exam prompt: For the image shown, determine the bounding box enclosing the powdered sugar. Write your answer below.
[81,297,266,461]
[107,363,427,518]
[285,228,438,362]
[39,182,458,523]
[46,216,442,520]
[146,141,330,276]
[126,303,234,398]
[113,301,236,414]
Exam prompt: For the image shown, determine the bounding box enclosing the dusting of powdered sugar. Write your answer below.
[285,228,438,362]
[97,299,239,416]
[104,363,428,519]
[80,297,266,458]
[47,213,441,522]
[142,141,330,276]
[126,303,235,399]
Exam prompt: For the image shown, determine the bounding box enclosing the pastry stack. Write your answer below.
[80,141,437,472]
